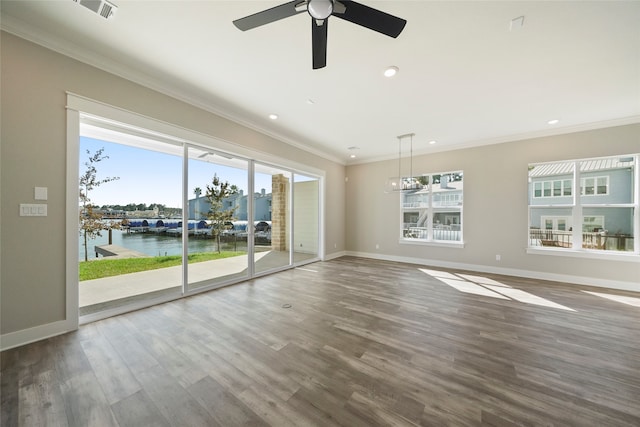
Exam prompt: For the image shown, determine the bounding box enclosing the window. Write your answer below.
[580,176,609,196]
[400,171,463,244]
[532,179,573,198]
[529,154,638,254]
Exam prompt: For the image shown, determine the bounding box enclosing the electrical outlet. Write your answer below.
[496,254,501,261]
[375,244,380,249]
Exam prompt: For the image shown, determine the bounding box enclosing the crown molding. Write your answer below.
[0,16,346,166]
[349,115,640,166]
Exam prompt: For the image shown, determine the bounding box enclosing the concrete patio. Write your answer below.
[79,250,317,315]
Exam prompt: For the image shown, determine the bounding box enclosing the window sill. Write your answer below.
[400,238,465,249]
[526,247,640,262]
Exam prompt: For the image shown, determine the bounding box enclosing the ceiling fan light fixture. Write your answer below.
[233,0,407,69]
[308,0,334,20]
[384,66,399,77]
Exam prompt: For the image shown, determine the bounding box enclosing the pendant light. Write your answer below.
[385,133,422,192]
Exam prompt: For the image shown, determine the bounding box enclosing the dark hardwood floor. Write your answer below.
[2,256,639,426]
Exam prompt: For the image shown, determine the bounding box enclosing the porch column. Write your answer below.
[271,174,289,251]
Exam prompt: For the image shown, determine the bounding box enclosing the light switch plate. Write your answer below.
[35,187,48,200]
[20,203,47,216]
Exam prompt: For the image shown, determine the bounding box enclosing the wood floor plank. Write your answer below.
[110,390,171,427]
[133,365,221,427]
[1,350,20,427]
[59,371,119,427]
[187,376,269,427]
[18,369,69,427]
[80,335,141,405]
[2,256,639,426]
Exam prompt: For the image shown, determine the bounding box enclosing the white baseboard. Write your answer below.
[0,319,77,352]
[345,251,640,293]
[324,250,347,261]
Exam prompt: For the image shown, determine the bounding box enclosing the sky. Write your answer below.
[80,137,282,208]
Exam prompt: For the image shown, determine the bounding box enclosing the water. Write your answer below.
[78,229,246,261]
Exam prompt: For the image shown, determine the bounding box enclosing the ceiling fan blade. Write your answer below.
[312,19,328,69]
[233,1,306,31]
[333,0,406,38]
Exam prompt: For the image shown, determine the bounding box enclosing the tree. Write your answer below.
[205,174,239,253]
[79,148,119,262]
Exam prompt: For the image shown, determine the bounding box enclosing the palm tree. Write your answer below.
[193,187,202,233]
[194,187,203,217]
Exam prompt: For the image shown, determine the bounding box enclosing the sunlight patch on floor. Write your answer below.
[484,285,575,311]
[457,273,510,287]
[582,291,640,307]
[420,269,575,311]
[436,277,510,299]
[418,268,460,280]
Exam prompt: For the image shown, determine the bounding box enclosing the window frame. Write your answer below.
[581,176,610,196]
[532,179,573,198]
[399,170,464,247]
[527,154,639,260]
[67,93,326,326]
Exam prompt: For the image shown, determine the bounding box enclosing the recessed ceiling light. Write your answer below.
[269,113,279,120]
[384,66,399,78]
[547,119,559,125]
[429,140,437,145]
[350,154,356,158]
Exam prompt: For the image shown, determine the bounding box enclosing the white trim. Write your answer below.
[67,93,326,178]
[80,291,182,325]
[324,250,347,261]
[526,247,639,262]
[2,98,85,351]
[635,155,640,254]
[66,93,325,331]
[182,145,189,290]
[318,175,326,261]
[351,115,640,165]
[0,320,76,352]
[66,107,80,331]
[345,251,640,293]
[399,239,465,248]
[4,17,640,167]
[0,18,343,165]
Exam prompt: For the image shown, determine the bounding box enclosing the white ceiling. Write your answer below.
[2,1,639,164]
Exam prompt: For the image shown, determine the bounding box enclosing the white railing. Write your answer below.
[404,227,462,241]
[528,229,634,251]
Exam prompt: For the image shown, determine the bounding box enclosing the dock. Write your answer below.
[94,244,148,260]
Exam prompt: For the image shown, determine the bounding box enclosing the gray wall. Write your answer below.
[345,124,640,288]
[0,32,346,336]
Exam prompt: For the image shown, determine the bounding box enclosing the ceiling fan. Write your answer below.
[233,0,407,69]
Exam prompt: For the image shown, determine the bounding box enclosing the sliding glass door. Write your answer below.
[78,134,183,317]
[186,147,249,290]
[254,164,292,274]
[77,113,321,322]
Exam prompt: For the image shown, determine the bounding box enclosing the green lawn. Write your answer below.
[79,251,246,281]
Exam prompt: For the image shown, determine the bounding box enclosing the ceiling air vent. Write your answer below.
[72,0,117,20]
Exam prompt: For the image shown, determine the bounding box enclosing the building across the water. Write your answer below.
[188,189,272,221]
